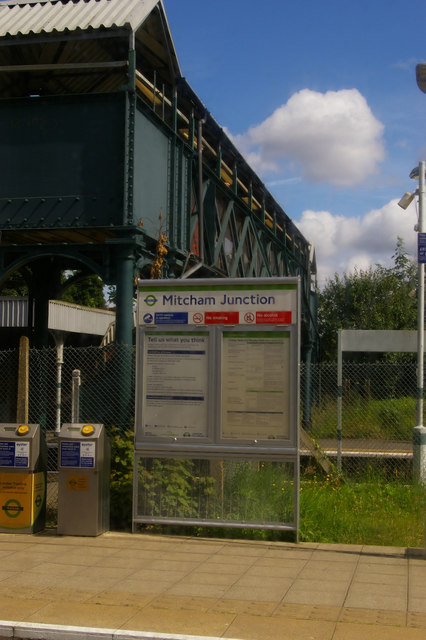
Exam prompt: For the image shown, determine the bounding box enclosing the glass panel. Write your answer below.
[136,456,295,528]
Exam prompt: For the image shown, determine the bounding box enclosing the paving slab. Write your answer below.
[333,621,426,639]
[0,531,424,640]
[223,614,336,640]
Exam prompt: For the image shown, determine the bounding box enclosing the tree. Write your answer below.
[319,238,417,360]
[60,270,106,308]
[0,267,31,297]
[1,266,106,309]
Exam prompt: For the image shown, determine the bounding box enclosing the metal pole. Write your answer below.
[414,160,426,485]
[198,115,206,264]
[71,369,81,423]
[337,329,342,472]
[55,337,64,434]
[417,161,425,427]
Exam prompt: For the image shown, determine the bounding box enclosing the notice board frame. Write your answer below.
[133,277,300,535]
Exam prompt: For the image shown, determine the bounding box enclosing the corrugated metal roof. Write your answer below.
[0,0,161,37]
[0,297,30,328]
[0,296,115,337]
[48,299,115,335]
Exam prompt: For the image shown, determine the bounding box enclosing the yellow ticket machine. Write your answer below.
[0,423,46,533]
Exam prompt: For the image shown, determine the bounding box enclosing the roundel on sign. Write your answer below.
[144,295,157,306]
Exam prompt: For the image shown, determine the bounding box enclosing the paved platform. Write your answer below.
[0,530,425,639]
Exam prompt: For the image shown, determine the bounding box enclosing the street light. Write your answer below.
[416,64,426,94]
[398,160,426,484]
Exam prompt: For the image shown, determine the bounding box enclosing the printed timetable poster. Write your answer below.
[221,331,291,440]
[142,332,209,438]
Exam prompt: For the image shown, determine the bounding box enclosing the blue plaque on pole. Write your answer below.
[418,233,426,263]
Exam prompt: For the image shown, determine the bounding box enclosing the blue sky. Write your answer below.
[163,0,426,284]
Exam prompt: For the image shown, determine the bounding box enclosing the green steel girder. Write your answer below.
[197,174,289,280]
[0,230,151,289]
[0,84,317,355]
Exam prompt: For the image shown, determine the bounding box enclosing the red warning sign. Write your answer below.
[193,312,203,324]
[204,312,239,325]
[256,311,292,324]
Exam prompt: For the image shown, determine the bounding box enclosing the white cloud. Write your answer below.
[233,88,385,187]
[297,199,418,286]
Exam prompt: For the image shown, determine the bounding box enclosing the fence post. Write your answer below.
[337,330,342,471]
[71,369,81,423]
[413,425,426,485]
[54,333,64,434]
[16,336,29,424]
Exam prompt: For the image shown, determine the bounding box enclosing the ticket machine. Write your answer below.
[57,423,110,536]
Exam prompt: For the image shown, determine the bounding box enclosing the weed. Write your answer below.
[109,427,134,530]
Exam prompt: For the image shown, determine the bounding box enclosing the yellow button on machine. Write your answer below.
[81,424,95,437]
[16,424,29,436]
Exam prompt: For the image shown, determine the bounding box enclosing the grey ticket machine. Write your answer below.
[57,423,110,536]
[0,423,46,533]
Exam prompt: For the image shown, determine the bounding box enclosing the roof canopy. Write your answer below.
[0,0,180,96]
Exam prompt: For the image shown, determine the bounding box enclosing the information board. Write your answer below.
[139,331,210,439]
[0,441,29,468]
[418,233,426,264]
[60,441,95,469]
[221,331,291,440]
[134,278,300,535]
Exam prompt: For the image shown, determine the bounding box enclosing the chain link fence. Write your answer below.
[0,345,419,515]
[301,361,417,479]
[0,344,134,516]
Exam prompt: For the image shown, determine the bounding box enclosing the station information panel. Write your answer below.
[133,278,300,534]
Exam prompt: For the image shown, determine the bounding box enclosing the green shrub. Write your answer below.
[109,427,134,530]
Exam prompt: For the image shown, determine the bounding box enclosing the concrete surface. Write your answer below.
[0,531,425,639]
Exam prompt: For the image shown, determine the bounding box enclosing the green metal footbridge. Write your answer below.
[0,0,318,366]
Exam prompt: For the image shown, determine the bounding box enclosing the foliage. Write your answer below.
[139,458,215,518]
[222,461,294,523]
[143,472,424,548]
[109,427,134,530]
[107,430,424,547]
[105,285,117,308]
[0,266,106,309]
[0,269,30,296]
[60,270,106,308]
[299,474,425,547]
[150,233,168,279]
[310,394,416,440]
[319,238,417,359]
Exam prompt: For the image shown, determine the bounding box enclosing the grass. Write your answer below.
[135,465,425,549]
[299,473,425,547]
[310,395,416,440]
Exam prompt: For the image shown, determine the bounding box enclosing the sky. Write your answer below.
[163,0,426,286]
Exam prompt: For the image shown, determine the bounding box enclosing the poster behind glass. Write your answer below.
[142,332,209,439]
[221,331,291,440]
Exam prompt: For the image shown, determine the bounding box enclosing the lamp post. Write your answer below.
[399,161,426,484]
[410,163,425,428]
[414,161,426,485]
